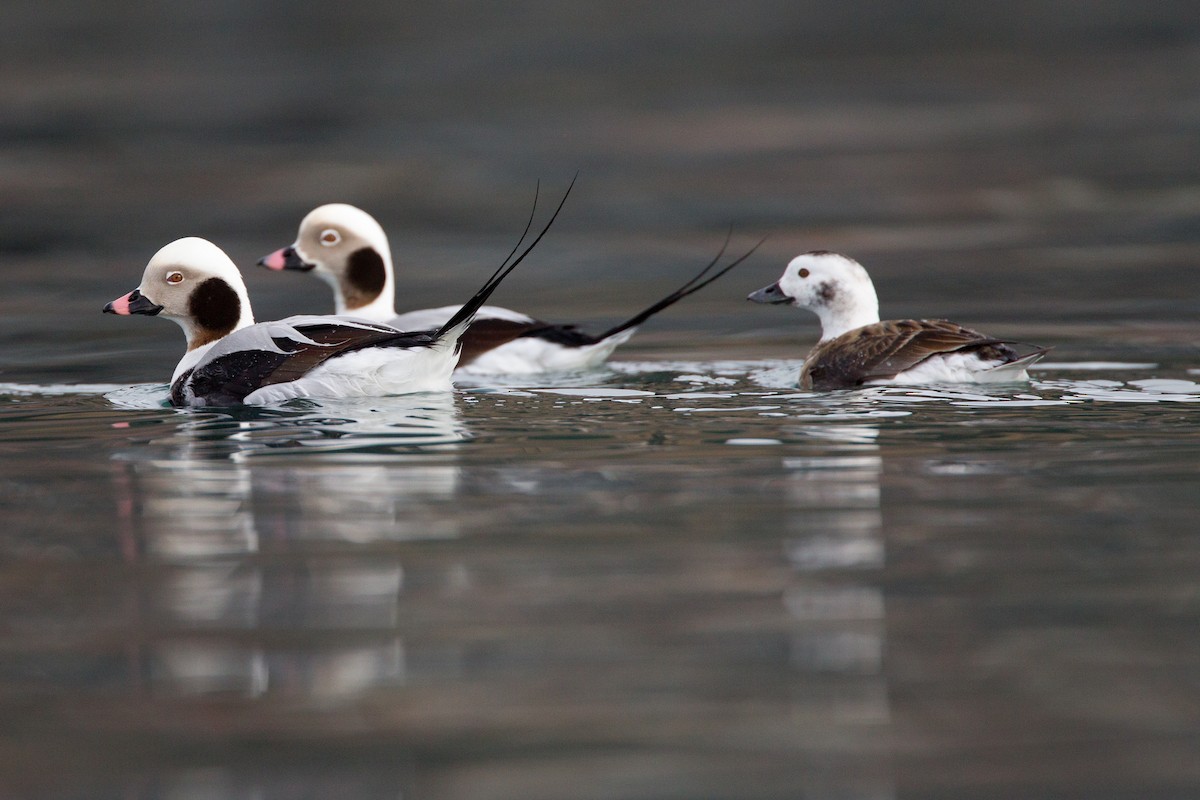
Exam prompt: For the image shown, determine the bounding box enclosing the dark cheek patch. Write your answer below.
[344,247,387,309]
[188,277,242,346]
[817,281,837,304]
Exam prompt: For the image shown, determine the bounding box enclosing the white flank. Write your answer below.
[864,350,1043,386]
[456,328,637,375]
[242,338,458,405]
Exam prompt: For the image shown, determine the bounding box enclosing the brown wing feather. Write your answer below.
[457,318,547,366]
[457,318,603,366]
[801,319,1017,390]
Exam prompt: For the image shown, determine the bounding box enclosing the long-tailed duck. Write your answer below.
[748,251,1049,390]
[103,186,568,407]
[258,205,757,374]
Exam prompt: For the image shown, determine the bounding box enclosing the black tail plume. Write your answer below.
[435,174,577,341]
[594,232,767,342]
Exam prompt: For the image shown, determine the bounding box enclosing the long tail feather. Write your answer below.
[593,233,767,342]
[435,174,578,342]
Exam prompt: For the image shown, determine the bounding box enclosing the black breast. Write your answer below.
[179,349,290,407]
[169,368,194,407]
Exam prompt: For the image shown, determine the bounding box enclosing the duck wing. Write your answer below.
[801,319,1018,390]
[174,317,438,407]
[454,317,599,365]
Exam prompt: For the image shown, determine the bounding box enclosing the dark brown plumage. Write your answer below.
[800,319,1036,390]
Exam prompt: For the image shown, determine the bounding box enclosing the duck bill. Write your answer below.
[747,281,790,305]
[103,289,164,316]
[258,246,314,271]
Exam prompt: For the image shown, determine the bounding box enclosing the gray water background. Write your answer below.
[2,3,1200,798]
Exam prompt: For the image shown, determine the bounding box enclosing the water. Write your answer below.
[3,359,1199,799]
[4,2,1200,798]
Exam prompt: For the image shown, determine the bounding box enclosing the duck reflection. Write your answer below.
[782,422,893,795]
[111,393,465,700]
[104,391,898,796]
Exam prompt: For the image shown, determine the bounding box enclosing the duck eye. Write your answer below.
[166,271,184,285]
[798,268,810,278]
[319,229,341,246]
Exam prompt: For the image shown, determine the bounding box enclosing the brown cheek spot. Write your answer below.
[344,247,387,310]
[817,281,837,305]
[188,277,242,348]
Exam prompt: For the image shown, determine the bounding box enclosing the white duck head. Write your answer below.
[258,203,397,321]
[104,236,255,352]
[748,251,881,341]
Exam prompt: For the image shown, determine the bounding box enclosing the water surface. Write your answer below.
[3,2,1200,798]
[3,355,1199,799]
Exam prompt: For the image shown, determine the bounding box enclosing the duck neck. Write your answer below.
[328,246,397,322]
[337,280,396,321]
[175,282,255,353]
[813,295,879,342]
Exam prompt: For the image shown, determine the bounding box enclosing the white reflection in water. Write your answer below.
[259,461,462,543]
[138,459,259,562]
[782,422,893,791]
[153,640,269,697]
[785,427,884,571]
[111,395,466,701]
[162,562,261,628]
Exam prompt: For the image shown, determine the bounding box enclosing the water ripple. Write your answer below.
[3,363,1199,463]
